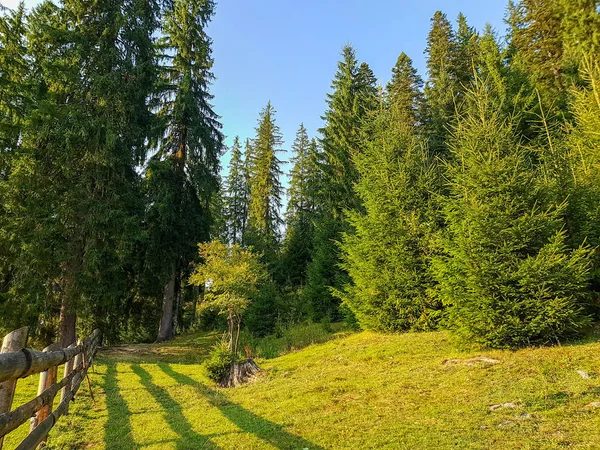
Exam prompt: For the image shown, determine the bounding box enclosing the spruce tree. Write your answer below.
[1,0,159,344]
[319,45,377,217]
[285,124,314,224]
[225,136,247,244]
[241,138,252,243]
[245,101,284,261]
[423,11,458,154]
[148,0,223,342]
[282,126,319,287]
[0,4,30,328]
[506,0,570,111]
[0,3,29,170]
[387,52,424,127]
[209,175,229,243]
[560,58,600,302]
[454,13,479,99]
[338,118,440,331]
[561,0,600,58]
[433,80,592,348]
[303,45,377,320]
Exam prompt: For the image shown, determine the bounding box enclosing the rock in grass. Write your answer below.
[576,370,591,379]
[443,357,500,366]
[585,402,600,408]
[497,419,515,427]
[489,402,517,411]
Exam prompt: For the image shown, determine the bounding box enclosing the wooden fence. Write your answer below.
[0,327,101,450]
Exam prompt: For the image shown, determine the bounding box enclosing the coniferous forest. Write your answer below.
[2,0,600,356]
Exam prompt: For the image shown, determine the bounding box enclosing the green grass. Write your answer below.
[5,328,600,449]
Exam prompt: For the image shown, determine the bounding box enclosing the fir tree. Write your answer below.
[225,136,248,244]
[148,0,223,342]
[433,80,592,348]
[245,101,284,260]
[282,126,319,287]
[387,52,424,127]
[423,11,458,154]
[303,45,378,320]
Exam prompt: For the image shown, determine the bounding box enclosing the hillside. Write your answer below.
[5,330,600,449]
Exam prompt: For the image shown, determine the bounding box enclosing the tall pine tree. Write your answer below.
[282,125,320,287]
[338,53,440,330]
[225,136,248,244]
[304,45,377,320]
[433,79,592,348]
[245,101,284,263]
[147,0,223,342]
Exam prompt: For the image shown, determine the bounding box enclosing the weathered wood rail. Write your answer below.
[0,328,101,450]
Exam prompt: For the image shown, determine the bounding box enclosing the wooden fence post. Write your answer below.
[63,339,82,416]
[30,343,61,436]
[0,327,28,450]
[59,342,77,416]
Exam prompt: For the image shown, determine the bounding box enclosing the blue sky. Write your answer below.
[207,0,509,178]
[2,0,509,185]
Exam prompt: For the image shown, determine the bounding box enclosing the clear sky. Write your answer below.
[207,0,509,178]
[2,0,509,184]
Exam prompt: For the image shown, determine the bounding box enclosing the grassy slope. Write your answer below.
[5,330,600,449]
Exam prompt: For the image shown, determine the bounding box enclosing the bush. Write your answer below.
[204,339,235,383]
[242,322,347,359]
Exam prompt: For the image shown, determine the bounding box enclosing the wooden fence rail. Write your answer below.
[0,328,101,450]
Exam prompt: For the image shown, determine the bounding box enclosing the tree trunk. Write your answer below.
[58,299,77,348]
[173,279,181,335]
[157,267,176,342]
[191,285,199,328]
[227,311,234,350]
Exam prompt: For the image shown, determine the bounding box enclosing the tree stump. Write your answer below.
[220,359,261,388]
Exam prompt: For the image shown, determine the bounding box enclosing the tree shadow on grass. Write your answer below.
[158,363,325,450]
[103,362,136,450]
[131,364,221,450]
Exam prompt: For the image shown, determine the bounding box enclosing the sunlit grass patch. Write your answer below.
[6,328,600,449]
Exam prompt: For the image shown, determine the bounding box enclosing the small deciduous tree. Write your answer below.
[189,240,266,355]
